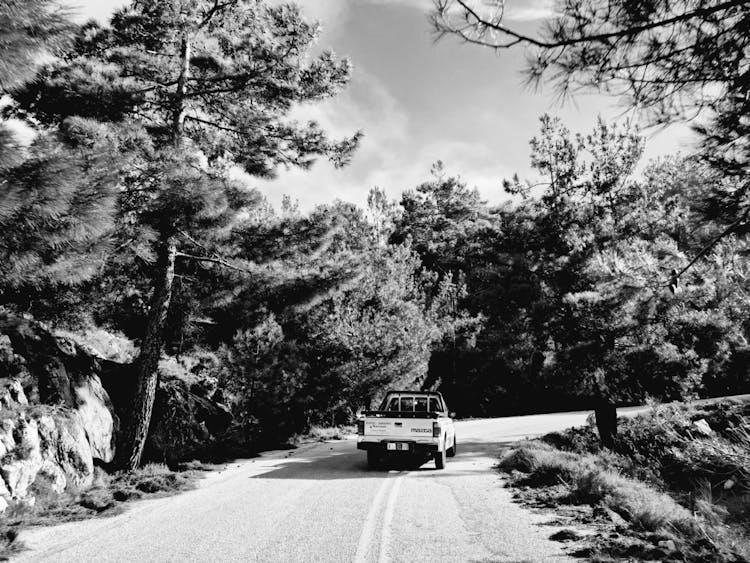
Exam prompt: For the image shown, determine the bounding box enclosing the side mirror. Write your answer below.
[449,412,456,419]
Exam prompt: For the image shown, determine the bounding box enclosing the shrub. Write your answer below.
[500,398,750,562]
[573,469,698,535]
[110,463,199,498]
[301,425,356,442]
[540,399,750,495]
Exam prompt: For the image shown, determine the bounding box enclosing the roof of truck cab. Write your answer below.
[384,390,443,395]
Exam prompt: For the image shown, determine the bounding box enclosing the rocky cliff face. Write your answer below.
[0,313,233,512]
[0,314,116,512]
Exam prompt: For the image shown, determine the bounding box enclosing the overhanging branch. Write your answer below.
[437,0,749,50]
[667,211,749,285]
[175,251,255,275]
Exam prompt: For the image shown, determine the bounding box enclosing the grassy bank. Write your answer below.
[0,463,210,560]
[499,398,750,562]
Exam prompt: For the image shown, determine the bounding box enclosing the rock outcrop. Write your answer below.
[0,312,234,511]
[0,313,115,510]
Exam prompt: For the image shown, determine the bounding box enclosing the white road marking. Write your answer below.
[354,476,394,563]
[378,474,404,563]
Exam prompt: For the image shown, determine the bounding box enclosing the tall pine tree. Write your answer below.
[13,0,361,469]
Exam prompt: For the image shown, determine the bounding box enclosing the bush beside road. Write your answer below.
[498,397,750,562]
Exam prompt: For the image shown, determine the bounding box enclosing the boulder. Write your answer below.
[692,418,713,437]
[0,409,95,502]
[36,412,94,490]
[73,376,116,463]
[37,459,67,494]
[1,416,43,499]
[0,418,16,459]
[0,377,27,409]
[658,539,677,551]
[0,470,10,498]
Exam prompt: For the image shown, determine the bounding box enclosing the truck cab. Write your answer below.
[357,391,456,470]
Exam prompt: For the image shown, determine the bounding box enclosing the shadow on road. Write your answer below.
[247,441,520,481]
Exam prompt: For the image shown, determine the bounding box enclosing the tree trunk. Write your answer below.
[115,237,177,470]
[594,397,618,449]
[172,33,191,141]
[115,29,191,471]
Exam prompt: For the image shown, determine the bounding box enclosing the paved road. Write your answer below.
[17,409,641,563]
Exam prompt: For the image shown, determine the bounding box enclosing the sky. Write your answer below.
[69,0,697,210]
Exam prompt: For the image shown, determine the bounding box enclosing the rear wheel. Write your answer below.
[367,450,381,470]
[434,447,446,470]
[447,436,457,457]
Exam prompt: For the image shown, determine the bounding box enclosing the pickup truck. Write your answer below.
[357,390,456,470]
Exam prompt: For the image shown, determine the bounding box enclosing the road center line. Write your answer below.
[354,476,394,563]
[377,474,404,563]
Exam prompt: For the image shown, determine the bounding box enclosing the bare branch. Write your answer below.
[175,251,255,275]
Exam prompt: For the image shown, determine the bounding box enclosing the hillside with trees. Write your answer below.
[1,0,749,538]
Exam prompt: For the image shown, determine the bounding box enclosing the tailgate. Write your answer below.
[365,417,433,438]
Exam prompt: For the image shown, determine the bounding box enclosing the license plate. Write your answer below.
[387,442,409,451]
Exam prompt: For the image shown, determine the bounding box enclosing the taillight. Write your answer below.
[432,421,440,437]
[357,420,365,435]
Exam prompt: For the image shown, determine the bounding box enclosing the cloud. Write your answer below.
[252,67,413,209]
[294,0,435,36]
[412,140,512,197]
[254,117,514,212]
[63,0,127,23]
[288,66,408,146]
[504,0,556,21]
[358,139,513,206]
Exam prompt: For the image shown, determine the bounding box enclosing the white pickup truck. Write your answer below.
[357,390,456,470]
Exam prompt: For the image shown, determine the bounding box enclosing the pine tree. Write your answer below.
[13,0,361,469]
[0,119,119,294]
[0,1,117,302]
[0,0,73,92]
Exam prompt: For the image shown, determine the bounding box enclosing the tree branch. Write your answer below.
[175,251,255,275]
[439,0,749,50]
[668,211,750,284]
[184,114,244,136]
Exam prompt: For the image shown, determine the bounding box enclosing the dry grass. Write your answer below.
[571,467,697,535]
[499,443,747,562]
[501,445,697,534]
[109,463,203,500]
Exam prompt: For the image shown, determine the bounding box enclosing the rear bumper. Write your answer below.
[357,440,439,456]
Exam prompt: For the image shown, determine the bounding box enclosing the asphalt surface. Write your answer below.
[16,409,644,563]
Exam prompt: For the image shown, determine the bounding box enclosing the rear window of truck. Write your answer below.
[381,395,443,412]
